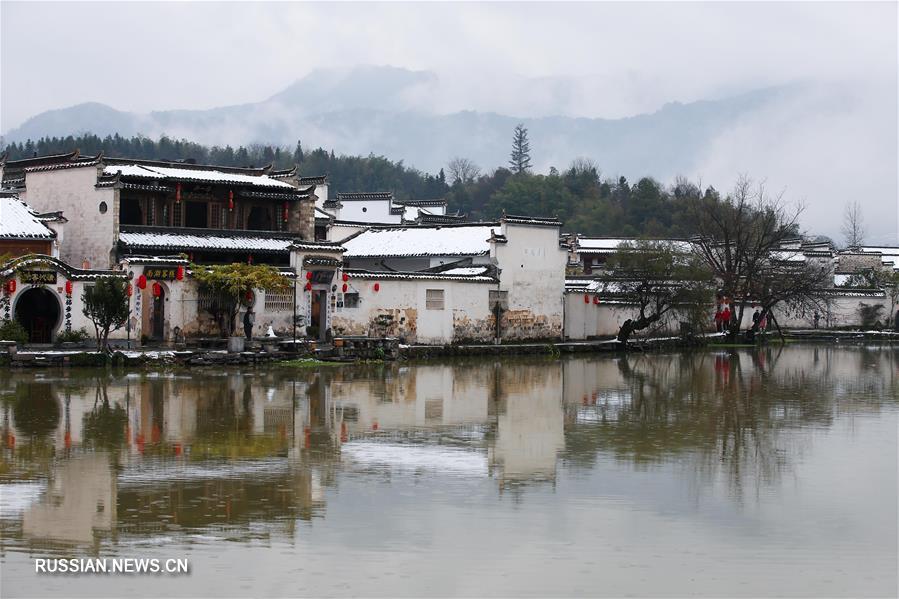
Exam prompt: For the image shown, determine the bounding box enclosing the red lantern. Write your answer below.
[175,183,182,204]
[152,282,162,298]
[283,202,289,222]
[137,274,147,289]
[342,273,349,282]
[305,271,313,281]
[373,283,380,292]
[5,279,16,294]
[245,290,254,302]
[175,265,184,281]
[342,283,348,293]
[126,283,133,297]
[228,190,234,212]
[584,294,590,304]
[305,282,312,291]
[65,280,73,296]
[593,296,600,305]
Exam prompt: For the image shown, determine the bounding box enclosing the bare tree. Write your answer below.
[446,157,481,185]
[601,241,715,346]
[690,175,829,339]
[841,201,866,249]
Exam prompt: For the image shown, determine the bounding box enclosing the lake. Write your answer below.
[1,345,896,597]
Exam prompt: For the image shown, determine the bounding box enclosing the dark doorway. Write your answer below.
[310,290,328,341]
[15,287,61,343]
[185,201,208,228]
[151,286,166,341]
[120,198,143,225]
[247,206,272,231]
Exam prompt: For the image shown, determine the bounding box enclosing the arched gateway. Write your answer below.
[14,287,61,343]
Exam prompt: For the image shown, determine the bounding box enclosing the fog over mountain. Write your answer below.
[2,0,896,244]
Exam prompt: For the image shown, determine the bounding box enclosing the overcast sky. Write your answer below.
[1,1,897,242]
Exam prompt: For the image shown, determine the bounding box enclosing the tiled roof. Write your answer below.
[397,199,447,208]
[0,197,57,239]
[1,254,125,281]
[502,214,563,227]
[118,227,299,253]
[299,175,327,185]
[290,240,345,253]
[103,161,296,189]
[336,192,393,201]
[342,224,498,258]
[303,255,341,267]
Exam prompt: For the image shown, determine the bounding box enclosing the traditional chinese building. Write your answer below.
[1,152,345,343]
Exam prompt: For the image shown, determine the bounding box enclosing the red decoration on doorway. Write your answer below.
[305,271,313,280]
[228,190,234,212]
[584,294,589,303]
[175,183,182,204]
[342,283,348,293]
[5,279,16,294]
[65,280,73,296]
[342,273,349,282]
[593,296,600,305]
[126,283,133,297]
[137,274,147,289]
[305,282,312,291]
[175,265,184,280]
[152,282,162,298]
[283,202,289,222]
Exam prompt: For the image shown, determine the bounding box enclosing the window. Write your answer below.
[185,201,208,228]
[98,201,107,214]
[264,290,293,312]
[119,198,142,225]
[426,289,445,310]
[343,292,359,309]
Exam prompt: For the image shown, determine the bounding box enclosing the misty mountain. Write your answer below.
[3,65,794,179]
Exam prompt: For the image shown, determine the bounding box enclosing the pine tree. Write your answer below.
[509,123,532,174]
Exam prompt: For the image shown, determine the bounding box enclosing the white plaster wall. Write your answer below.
[21,167,118,269]
[327,223,369,243]
[337,200,400,224]
[494,223,568,339]
[331,277,494,344]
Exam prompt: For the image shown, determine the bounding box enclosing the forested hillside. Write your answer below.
[3,133,719,237]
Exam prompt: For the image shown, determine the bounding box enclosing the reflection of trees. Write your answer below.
[12,382,59,439]
[563,350,844,499]
[82,379,127,449]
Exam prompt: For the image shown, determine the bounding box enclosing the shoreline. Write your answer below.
[1,329,896,368]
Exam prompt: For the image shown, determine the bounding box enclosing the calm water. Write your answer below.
[1,346,896,598]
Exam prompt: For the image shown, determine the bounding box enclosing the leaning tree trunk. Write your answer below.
[617,314,662,348]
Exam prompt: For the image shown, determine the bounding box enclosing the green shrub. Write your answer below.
[0,319,28,345]
[56,328,91,343]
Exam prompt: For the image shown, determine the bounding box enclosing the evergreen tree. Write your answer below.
[509,123,532,174]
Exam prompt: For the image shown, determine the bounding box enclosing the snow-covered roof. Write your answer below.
[440,266,491,276]
[0,197,56,239]
[576,237,692,253]
[859,246,899,269]
[770,250,806,263]
[344,268,496,283]
[342,225,497,258]
[119,229,295,253]
[103,163,297,189]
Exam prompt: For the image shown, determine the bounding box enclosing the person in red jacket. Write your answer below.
[721,304,732,332]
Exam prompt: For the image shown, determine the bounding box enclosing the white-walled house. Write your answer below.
[0,152,348,344]
[331,215,569,343]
